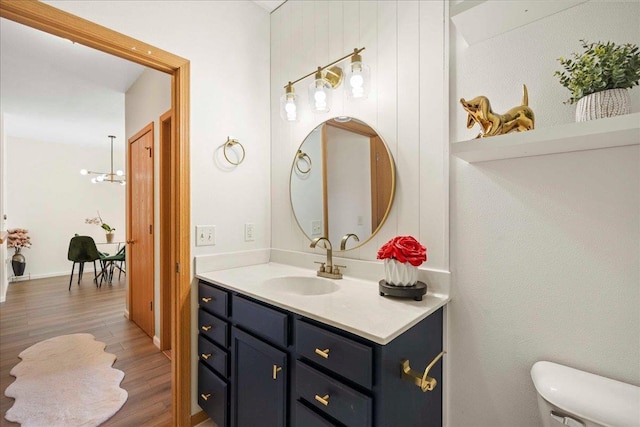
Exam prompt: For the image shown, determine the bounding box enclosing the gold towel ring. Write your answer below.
[295,150,312,174]
[223,137,245,166]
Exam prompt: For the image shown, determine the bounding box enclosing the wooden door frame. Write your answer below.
[159,109,172,351]
[127,122,155,338]
[0,1,192,426]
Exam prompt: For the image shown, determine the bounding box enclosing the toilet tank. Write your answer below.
[531,361,640,427]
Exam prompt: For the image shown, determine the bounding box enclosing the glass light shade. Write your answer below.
[120,181,126,186]
[116,170,124,176]
[91,178,97,184]
[308,78,332,113]
[346,60,370,100]
[80,169,88,175]
[279,91,299,122]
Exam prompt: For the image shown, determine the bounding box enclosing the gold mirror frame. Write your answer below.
[290,117,395,251]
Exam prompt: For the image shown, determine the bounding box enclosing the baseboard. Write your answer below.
[124,309,130,319]
[153,335,161,349]
[191,410,209,426]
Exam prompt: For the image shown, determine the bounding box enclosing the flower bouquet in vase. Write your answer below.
[377,236,427,287]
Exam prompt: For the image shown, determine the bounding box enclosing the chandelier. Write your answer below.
[80,135,126,185]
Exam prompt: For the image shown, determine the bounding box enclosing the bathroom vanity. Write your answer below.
[196,262,448,427]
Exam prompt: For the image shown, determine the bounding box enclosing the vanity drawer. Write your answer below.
[198,335,228,377]
[232,295,289,347]
[198,362,228,427]
[296,320,373,389]
[198,281,229,317]
[296,361,372,427]
[295,401,338,427]
[199,308,229,348]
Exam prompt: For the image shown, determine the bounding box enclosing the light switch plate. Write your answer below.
[244,223,255,242]
[311,220,322,236]
[196,225,215,246]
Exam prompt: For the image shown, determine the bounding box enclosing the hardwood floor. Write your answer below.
[0,274,171,426]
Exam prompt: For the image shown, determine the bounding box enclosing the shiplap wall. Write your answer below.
[271,1,449,271]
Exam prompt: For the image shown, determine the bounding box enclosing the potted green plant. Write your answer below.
[555,40,640,122]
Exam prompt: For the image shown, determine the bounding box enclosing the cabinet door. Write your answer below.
[232,327,287,427]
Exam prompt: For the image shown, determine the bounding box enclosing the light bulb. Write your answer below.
[285,98,297,121]
[308,71,331,113]
[116,170,124,176]
[91,178,97,184]
[346,51,370,100]
[280,83,299,122]
[80,169,88,175]
[120,181,126,186]
[96,175,104,182]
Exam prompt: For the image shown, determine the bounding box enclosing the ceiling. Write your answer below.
[0,18,146,147]
[253,1,286,13]
[0,1,283,147]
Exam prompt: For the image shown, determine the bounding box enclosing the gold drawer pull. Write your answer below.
[401,351,446,392]
[201,325,212,332]
[201,353,212,360]
[314,394,330,406]
[201,297,212,303]
[200,393,212,401]
[314,348,330,359]
[272,364,282,380]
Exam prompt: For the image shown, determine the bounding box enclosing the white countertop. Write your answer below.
[196,262,450,345]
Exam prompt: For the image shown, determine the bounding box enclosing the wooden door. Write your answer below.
[370,136,393,232]
[128,123,155,339]
[232,327,287,427]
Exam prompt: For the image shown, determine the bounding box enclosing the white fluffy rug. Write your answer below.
[4,333,128,427]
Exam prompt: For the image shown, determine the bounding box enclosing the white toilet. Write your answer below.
[531,361,640,427]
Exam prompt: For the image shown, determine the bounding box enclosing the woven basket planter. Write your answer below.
[575,88,631,122]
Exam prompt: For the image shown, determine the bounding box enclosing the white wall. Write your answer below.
[45,0,271,414]
[5,136,126,278]
[0,113,7,302]
[125,67,171,340]
[271,1,448,270]
[449,2,640,426]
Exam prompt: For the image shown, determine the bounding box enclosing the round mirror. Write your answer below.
[290,117,395,251]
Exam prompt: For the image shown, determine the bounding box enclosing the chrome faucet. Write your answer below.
[310,237,345,279]
[340,233,360,250]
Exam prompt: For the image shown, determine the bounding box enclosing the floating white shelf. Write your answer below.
[450,0,588,46]
[451,113,640,163]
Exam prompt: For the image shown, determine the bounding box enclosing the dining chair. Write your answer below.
[99,246,126,286]
[67,235,102,291]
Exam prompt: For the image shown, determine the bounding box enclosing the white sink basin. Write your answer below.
[263,276,339,296]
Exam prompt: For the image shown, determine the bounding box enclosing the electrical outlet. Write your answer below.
[196,225,215,246]
[244,223,255,242]
[311,220,322,236]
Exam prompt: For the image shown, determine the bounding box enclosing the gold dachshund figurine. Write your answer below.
[460,84,535,138]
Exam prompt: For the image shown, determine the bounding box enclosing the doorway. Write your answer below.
[0,2,192,425]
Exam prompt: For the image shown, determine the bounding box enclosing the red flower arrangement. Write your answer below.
[377,236,427,267]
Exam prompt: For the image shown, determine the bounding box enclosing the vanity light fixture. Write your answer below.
[280,47,367,121]
[80,135,126,185]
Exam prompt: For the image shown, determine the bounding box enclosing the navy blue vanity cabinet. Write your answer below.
[231,327,288,427]
[294,309,444,427]
[198,280,231,427]
[197,279,444,427]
